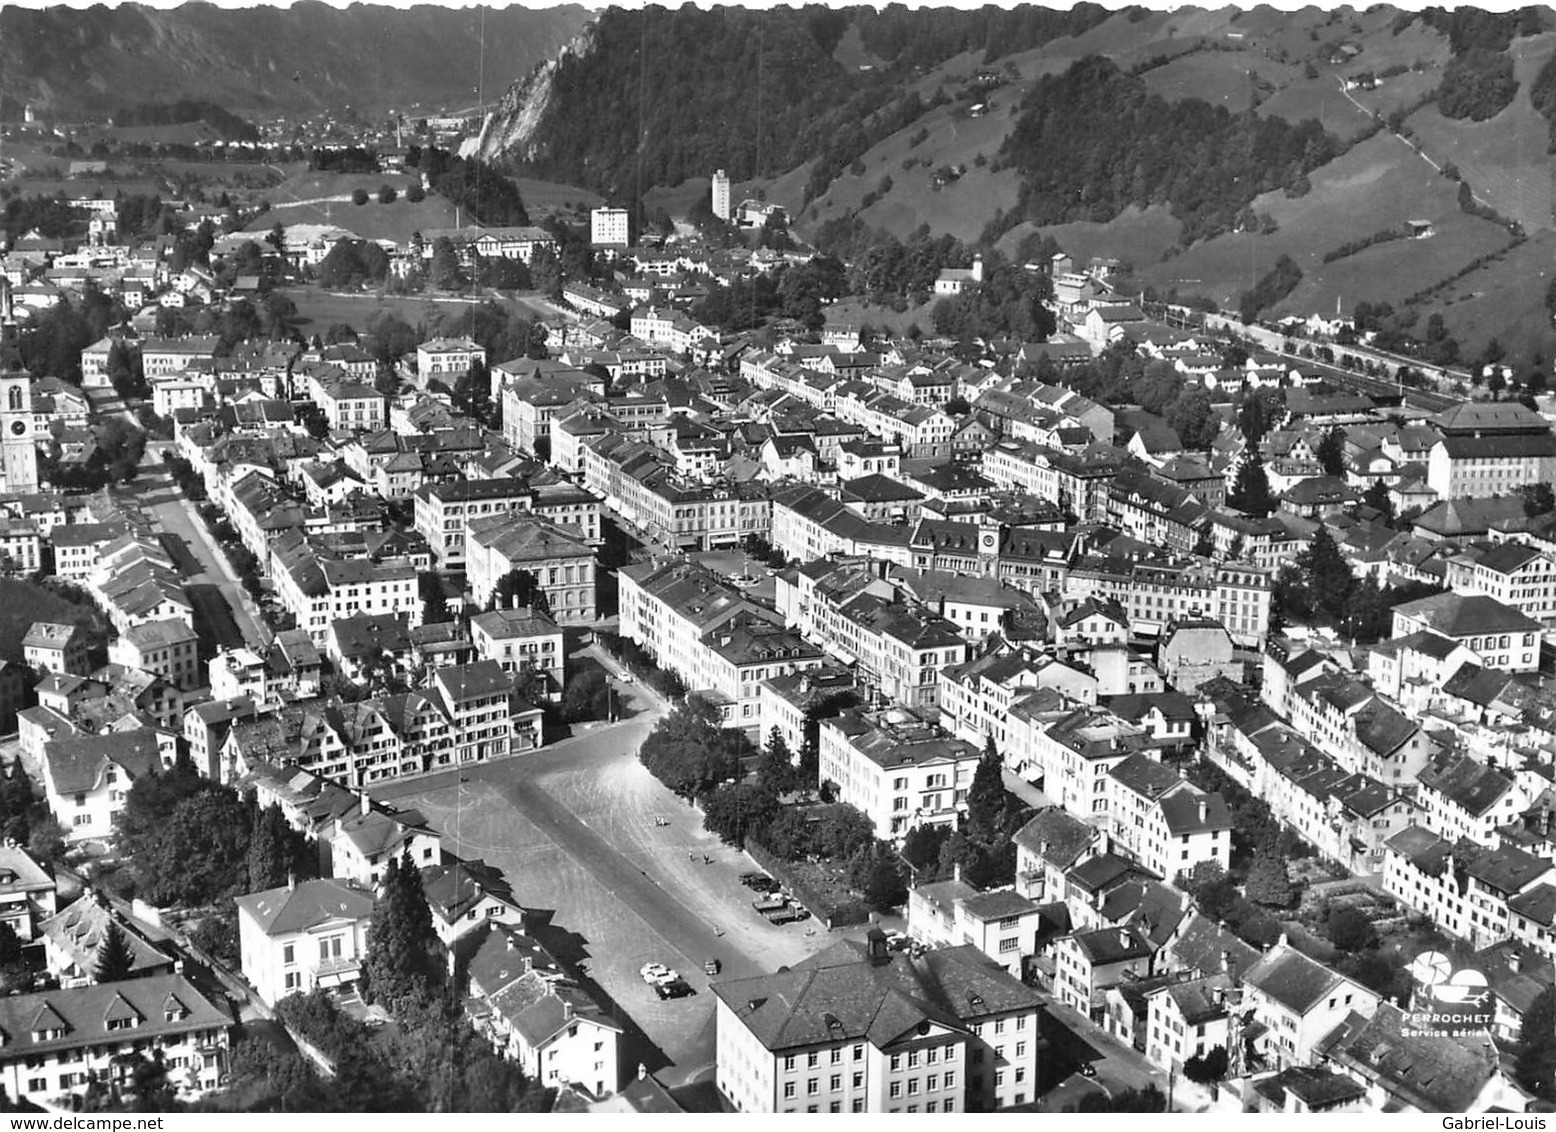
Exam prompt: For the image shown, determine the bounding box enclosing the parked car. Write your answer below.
[1077,1062,1096,1079]
[640,962,670,984]
[704,958,721,976]
[654,976,694,1000]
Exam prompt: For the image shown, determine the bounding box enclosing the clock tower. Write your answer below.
[0,280,38,496]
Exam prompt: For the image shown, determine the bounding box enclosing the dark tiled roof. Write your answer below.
[710,940,1041,1053]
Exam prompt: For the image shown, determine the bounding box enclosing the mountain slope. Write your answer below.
[0,1,591,120]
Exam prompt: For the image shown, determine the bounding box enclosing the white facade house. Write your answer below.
[235,878,375,1007]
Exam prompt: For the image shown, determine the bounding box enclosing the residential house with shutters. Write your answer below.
[462,921,623,1098]
[1143,972,1239,1075]
[1239,939,1379,1072]
[1106,754,1232,881]
[906,878,1044,979]
[108,619,200,691]
[42,729,168,843]
[712,930,1047,1113]
[1391,592,1542,673]
[818,707,982,840]
[236,877,376,1007]
[1414,749,1530,846]
[1443,541,1556,631]
[322,794,442,888]
[756,666,861,769]
[1051,926,1155,1019]
[41,897,177,987]
[0,974,232,1106]
[471,606,565,694]
[1012,807,1106,903]
[415,337,485,383]
[22,621,90,676]
[422,858,524,948]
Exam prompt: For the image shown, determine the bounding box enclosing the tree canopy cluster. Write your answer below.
[118,755,315,908]
[1436,47,1519,121]
[931,253,1057,342]
[1239,254,1303,323]
[995,56,1337,246]
[406,146,530,228]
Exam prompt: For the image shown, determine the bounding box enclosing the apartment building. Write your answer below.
[713,932,1045,1113]
[818,708,981,839]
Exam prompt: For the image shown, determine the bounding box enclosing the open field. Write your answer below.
[1137,131,1478,303]
[1006,205,1185,271]
[513,175,604,219]
[822,294,940,337]
[262,169,423,203]
[1434,229,1556,365]
[1254,78,1377,140]
[276,286,533,335]
[1405,32,1556,235]
[246,193,463,245]
[1142,48,1301,111]
[1273,212,1512,317]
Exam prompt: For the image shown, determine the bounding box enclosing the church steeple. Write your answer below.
[0,277,25,375]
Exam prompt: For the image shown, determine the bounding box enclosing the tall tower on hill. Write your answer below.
[711,169,731,222]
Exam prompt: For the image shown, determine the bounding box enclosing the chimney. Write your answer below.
[1220,948,1231,973]
[505,935,516,951]
[1197,797,1207,823]
[954,864,962,884]
[359,792,371,816]
[637,1063,647,1082]
[866,926,890,965]
[1509,946,1522,974]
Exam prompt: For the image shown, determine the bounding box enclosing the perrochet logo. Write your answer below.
[1405,950,1494,1036]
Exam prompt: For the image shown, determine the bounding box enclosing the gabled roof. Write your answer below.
[234,878,375,936]
[1243,943,1348,1015]
[710,939,1041,1053]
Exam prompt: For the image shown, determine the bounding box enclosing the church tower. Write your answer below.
[0,281,39,496]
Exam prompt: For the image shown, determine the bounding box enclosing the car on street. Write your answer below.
[653,975,694,1000]
[640,962,671,984]
[1077,1062,1096,1078]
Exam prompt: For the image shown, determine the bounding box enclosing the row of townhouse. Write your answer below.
[221,659,540,787]
[1065,554,1273,648]
[619,559,823,725]
[1383,824,1556,955]
[412,475,601,569]
[87,530,193,635]
[582,431,769,550]
[775,557,968,711]
[270,533,422,643]
[1261,639,1439,786]
[627,305,716,354]
[1014,801,1526,1111]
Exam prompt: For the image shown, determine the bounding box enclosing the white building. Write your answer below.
[590,207,630,247]
[818,708,981,840]
[712,931,1046,1113]
[235,877,376,1007]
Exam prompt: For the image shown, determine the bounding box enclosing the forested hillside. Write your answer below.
[991,56,1339,246]
[499,4,1111,203]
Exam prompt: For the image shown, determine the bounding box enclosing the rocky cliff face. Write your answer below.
[463,19,599,164]
[0,2,590,120]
